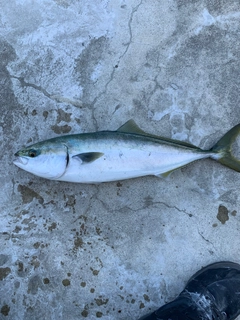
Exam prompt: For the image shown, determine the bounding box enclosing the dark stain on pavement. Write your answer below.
[217,205,229,224]
[0,267,11,280]
[18,185,44,204]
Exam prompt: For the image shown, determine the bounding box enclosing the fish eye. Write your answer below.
[28,149,37,158]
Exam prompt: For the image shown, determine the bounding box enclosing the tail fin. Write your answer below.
[211,123,240,172]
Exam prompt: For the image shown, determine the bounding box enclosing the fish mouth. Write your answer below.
[13,156,29,166]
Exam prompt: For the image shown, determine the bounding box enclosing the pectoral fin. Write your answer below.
[73,152,104,164]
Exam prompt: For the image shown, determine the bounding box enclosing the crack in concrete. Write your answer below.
[153,201,194,218]
[119,0,144,62]
[104,0,144,91]
[96,195,193,218]
[10,75,82,108]
[198,231,211,244]
[90,0,144,129]
[197,230,218,256]
[197,229,219,257]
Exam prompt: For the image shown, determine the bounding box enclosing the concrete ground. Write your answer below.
[1,1,240,319]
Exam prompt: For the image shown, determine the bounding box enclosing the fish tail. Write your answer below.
[210,123,240,172]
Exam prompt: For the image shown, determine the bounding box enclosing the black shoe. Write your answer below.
[138,261,240,320]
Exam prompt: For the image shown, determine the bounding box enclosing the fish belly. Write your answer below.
[57,143,210,183]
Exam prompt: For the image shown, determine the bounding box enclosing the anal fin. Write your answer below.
[155,169,175,178]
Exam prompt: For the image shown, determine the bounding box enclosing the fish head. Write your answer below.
[13,140,68,179]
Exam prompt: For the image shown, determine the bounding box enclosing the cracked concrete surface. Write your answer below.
[1,0,240,319]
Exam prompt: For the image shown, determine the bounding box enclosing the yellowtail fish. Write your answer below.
[13,120,240,183]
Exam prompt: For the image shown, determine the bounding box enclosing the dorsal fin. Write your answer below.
[117,120,147,135]
[116,120,197,149]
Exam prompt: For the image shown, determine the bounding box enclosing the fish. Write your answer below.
[13,120,240,183]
